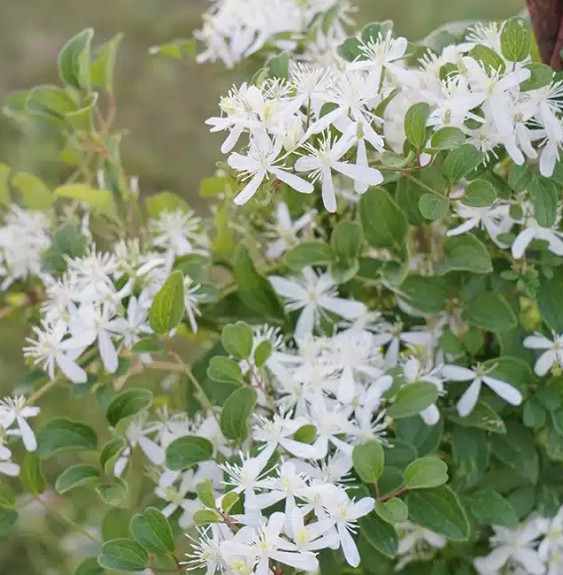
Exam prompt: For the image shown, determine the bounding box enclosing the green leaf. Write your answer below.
[399,275,447,314]
[521,62,553,91]
[0,485,15,508]
[268,52,289,79]
[448,401,506,434]
[469,44,506,74]
[149,38,196,60]
[12,172,53,210]
[193,509,222,525]
[404,102,431,149]
[38,418,98,458]
[221,322,253,360]
[131,337,162,354]
[106,388,153,428]
[25,85,77,122]
[130,508,175,555]
[64,93,99,133]
[165,436,213,471]
[100,437,128,475]
[285,242,334,269]
[404,457,448,489]
[20,452,46,495]
[462,180,497,207]
[374,498,409,524]
[54,184,116,217]
[98,539,148,572]
[492,421,539,483]
[442,144,483,183]
[196,479,217,509]
[500,18,532,62]
[360,188,408,252]
[149,271,185,334]
[75,557,104,575]
[233,246,285,322]
[55,465,100,494]
[466,489,518,527]
[0,507,18,537]
[538,269,563,333]
[430,127,466,150]
[464,292,517,333]
[394,416,444,456]
[58,28,94,91]
[529,177,558,228]
[387,382,439,419]
[441,233,492,274]
[220,387,258,443]
[353,441,385,483]
[221,491,240,514]
[418,193,449,221]
[406,486,470,541]
[207,356,243,385]
[254,340,272,367]
[90,33,123,93]
[360,512,399,558]
[331,221,363,264]
[337,37,364,62]
[96,478,128,507]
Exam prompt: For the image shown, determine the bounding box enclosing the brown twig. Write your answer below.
[527,0,563,69]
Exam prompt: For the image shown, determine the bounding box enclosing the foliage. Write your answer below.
[0,3,562,575]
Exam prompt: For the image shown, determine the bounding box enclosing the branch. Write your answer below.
[527,0,563,69]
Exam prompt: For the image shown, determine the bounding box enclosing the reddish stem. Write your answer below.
[376,487,407,502]
[526,0,563,69]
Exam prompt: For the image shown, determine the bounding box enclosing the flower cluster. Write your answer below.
[0,396,39,480]
[475,507,563,575]
[195,0,354,68]
[22,207,210,383]
[208,19,562,218]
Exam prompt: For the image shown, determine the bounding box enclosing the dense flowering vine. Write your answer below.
[0,2,562,575]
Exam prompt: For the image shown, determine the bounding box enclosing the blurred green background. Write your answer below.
[0,0,523,573]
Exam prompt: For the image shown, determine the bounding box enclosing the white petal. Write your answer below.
[270,167,314,195]
[138,436,165,465]
[295,304,317,339]
[523,335,552,350]
[17,416,37,452]
[482,376,522,406]
[534,350,556,376]
[321,170,337,213]
[511,227,536,260]
[442,365,476,381]
[456,378,482,416]
[338,525,360,567]
[234,172,265,205]
[269,276,307,301]
[332,161,384,186]
[514,549,546,575]
[56,352,88,384]
[98,332,119,374]
[420,404,440,425]
[318,296,367,320]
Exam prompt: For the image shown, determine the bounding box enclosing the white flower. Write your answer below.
[512,218,563,260]
[269,267,367,338]
[447,202,513,245]
[474,521,545,575]
[228,138,313,205]
[0,396,39,452]
[295,133,383,212]
[220,512,318,575]
[150,209,207,259]
[442,364,522,416]
[69,304,123,374]
[323,493,375,567]
[396,521,446,570]
[23,320,89,384]
[266,202,316,259]
[523,333,563,376]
